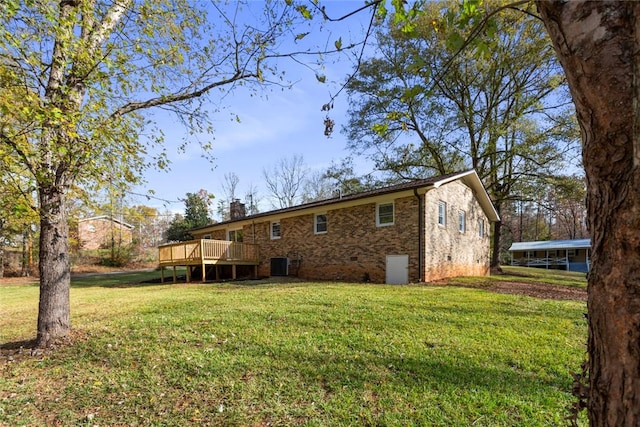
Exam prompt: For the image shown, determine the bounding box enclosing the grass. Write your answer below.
[1,271,587,426]
[446,265,588,289]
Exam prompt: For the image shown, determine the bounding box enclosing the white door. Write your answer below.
[386,255,409,284]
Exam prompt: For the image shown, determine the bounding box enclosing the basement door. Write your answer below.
[386,255,409,284]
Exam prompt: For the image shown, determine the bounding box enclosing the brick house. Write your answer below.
[78,215,134,250]
[178,170,499,284]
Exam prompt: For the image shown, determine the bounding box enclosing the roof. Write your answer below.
[78,215,134,230]
[192,169,500,233]
[508,239,591,252]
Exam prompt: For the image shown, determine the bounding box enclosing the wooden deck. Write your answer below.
[158,239,260,282]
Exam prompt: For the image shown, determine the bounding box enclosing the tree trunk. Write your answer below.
[537,2,640,425]
[491,204,502,268]
[36,183,71,347]
[0,243,4,279]
[21,230,30,277]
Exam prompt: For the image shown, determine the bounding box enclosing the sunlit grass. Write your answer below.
[1,273,587,426]
[446,265,588,289]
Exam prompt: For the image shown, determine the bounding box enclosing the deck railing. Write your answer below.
[158,239,259,265]
[511,257,568,266]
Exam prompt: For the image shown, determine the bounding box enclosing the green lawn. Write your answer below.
[447,265,588,289]
[1,272,587,426]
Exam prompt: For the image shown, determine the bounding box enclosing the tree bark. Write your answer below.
[537,2,640,425]
[36,183,71,347]
[491,204,502,268]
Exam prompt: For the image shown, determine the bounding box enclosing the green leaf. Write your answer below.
[295,32,310,41]
[334,37,342,51]
[296,5,312,20]
[371,123,389,135]
[446,32,465,52]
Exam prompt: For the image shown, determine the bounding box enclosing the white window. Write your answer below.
[478,219,485,238]
[315,213,327,234]
[376,202,394,227]
[438,201,446,226]
[458,210,466,233]
[203,234,212,240]
[270,221,281,239]
[228,229,243,242]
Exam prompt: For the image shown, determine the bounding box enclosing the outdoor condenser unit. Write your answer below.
[270,257,289,276]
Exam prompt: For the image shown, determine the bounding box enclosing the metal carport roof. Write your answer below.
[508,239,591,252]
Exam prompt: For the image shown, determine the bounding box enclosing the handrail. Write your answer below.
[158,239,259,264]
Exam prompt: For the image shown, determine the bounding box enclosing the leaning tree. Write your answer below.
[382,0,640,424]
[0,0,341,347]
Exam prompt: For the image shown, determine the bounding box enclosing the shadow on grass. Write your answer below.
[70,270,170,288]
[266,346,572,404]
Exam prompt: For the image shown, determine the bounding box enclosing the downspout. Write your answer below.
[414,189,424,282]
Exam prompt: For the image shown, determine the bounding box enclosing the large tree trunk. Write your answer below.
[537,2,640,425]
[36,183,71,347]
[491,204,502,268]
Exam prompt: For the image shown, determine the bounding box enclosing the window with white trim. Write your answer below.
[228,229,243,242]
[458,210,466,233]
[478,219,485,238]
[315,213,327,234]
[438,201,446,226]
[203,234,212,239]
[270,221,281,239]
[376,202,394,227]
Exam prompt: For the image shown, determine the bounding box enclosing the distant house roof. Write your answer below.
[508,239,591,252]
[191,169,499,233]
[78,215,134,230]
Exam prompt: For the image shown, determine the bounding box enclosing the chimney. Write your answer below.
[229,199,246,220]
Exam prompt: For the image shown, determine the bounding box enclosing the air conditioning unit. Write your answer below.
[270,257,289,276]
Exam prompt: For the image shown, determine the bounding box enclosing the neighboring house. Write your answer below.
[508,239,591,273]
[161,170,499,284]
[78,216,134,250]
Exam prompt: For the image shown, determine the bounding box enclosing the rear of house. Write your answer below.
[187,170,498,283]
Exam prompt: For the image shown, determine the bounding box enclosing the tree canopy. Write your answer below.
[344,1,580,265]
[165,191,213,242]
[0,0,333,346]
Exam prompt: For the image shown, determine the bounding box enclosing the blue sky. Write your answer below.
[131,1,376,216]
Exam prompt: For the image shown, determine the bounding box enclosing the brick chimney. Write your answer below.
[229,199,246,220]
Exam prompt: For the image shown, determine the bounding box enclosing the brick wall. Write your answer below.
[78,218,133,250]
[423,181,491,281]
[233,196,421,283]
[192,180,491,283]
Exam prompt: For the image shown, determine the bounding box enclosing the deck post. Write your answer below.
[232,264,237,280]
[545,250,549,269]
[161,266,164,283]
[172,266,177,283]
[186,266,191,283]
[215,265,220,281]
[254,265,258,279]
